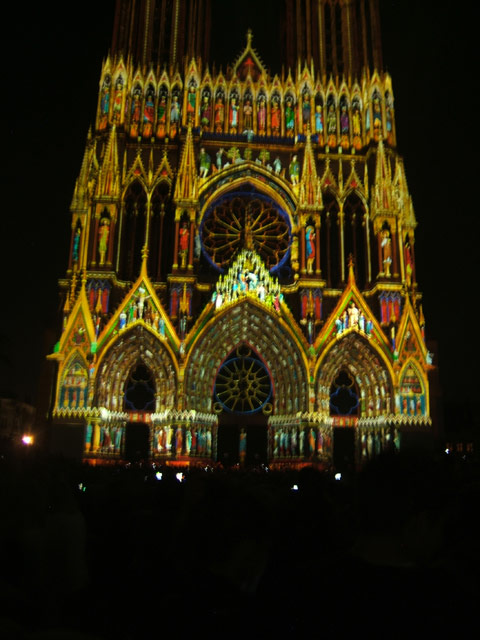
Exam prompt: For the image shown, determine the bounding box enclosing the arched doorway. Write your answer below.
[330,369,359,472]
[214,346,271,466]
[123,363,156,462]
[124,422,150,461]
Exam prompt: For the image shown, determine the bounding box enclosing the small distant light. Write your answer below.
[22,435,34,446]
[155,472,163,481]
[445,448,450,455]
[335,473,342,481]
[176,472,184,483]
[78,483,83,491]
[291,484,299,491]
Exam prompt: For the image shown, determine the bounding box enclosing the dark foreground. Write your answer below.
[0,446,478,639]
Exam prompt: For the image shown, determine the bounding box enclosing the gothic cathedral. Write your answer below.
[49,0,433,467]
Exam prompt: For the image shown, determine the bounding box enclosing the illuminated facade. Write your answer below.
[49,0,433,467]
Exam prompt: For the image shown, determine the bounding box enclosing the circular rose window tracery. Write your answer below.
[201,193,291,272]
[214,347,272,414]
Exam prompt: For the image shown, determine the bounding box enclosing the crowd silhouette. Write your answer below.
[0,439,478,638]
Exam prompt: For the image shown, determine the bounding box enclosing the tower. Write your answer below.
[48,0,434,467]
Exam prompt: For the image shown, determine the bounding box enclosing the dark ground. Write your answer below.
[0,443,478,639]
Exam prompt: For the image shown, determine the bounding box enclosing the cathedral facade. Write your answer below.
[49,0,433,467]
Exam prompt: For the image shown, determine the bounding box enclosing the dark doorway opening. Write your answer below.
[333,427,355,473]
[217,414,268,466]
[124,421,150,461]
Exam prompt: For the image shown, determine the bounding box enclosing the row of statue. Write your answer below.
[86,422,124,454]
[398,394,425,417]
[271,426,332,458]
[335,302,373,336]
[118,287,167,336]
[360,429,400,459]
[99,73,394,146]
[152,425,213,457]
[198,145,304,187]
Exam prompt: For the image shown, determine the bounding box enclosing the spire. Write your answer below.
[393,158,417,226]
[70,128,96,211]
[298,133,322,209]
[174,123,198,203]
[371,137,393,217]
[96,124,120,198]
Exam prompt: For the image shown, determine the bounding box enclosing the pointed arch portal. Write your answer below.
[185,300,308,463]
[95,325,177,412]
[316,332,393,417]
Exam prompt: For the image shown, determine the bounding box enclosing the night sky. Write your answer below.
[1,2,476,431]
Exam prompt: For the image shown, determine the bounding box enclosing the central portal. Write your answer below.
[214,346,272,466]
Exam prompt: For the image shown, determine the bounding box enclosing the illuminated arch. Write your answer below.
[197,165,297,273]
[315,332,394,417]
[58,351,89,410]
[94,325,177,412]
[198,164,297,223]
[184,299,309,414]
[398,358,428,417]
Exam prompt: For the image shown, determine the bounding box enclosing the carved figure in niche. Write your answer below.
[179,222,189,268]
[129,88,142,138]
[156,93,167,138]
[271,95,281,135]
[327,104,337,146]
[289,155,300,185]
[136,287,151,319]
[340,104,350,149]
[285,97,295,136]
[352,101,362,149]
[385,92,393,143]
[372,95,382,140]
[381,227,392,277]
[257,96,266,134]
[305,225,315,273]
[214,94,225,132]
[98,217,110,265]
[302,93,311,132]
[347,301,359,328]
[404,234,413,286]
[99,77,110,130]
[170,94,181,137]
[199,147,211,178]
[315,105,324,143]
[112,78,124,124]
[72,227,81,264]
[243,97,253,131]
[273,156,282,174]
[340,104,349,134]
[143,88,155,137]
[200,92,211,130]
[187,83,196,121]
[229,96,239,132]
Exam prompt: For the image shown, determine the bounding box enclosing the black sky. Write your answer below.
[0,1,476,425]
